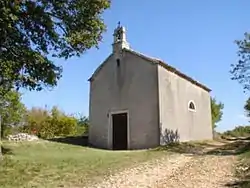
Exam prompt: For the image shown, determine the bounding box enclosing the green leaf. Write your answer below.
[231,32,250,92]
[0,0,110,92]
[0,89,26,138]
[211,97,224,130]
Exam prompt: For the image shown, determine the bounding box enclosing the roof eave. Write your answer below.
[87,54,113,83]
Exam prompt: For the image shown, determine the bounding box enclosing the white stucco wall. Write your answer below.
[157,65,213,143]
[89,50,160,149]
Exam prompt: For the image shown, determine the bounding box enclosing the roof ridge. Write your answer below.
[125,48,162,62]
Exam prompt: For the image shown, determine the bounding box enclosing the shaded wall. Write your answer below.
[157,65,213,143]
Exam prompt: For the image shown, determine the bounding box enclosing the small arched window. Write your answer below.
[188,100,196,112]
[116,59,120,67]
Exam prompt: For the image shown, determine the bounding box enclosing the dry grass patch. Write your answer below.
[231,142,250,188]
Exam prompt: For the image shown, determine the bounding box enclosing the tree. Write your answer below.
[211,97,224,130]
[0,0,110,92]
[0,0,110,157]
[51,106,64,118]
[77,115,89,126]
[231,32,250,92]
[244,97,250,118]
[77,115,89,135]
[0,89,26,138]
[24,107,49,135]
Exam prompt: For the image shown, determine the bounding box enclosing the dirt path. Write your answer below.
[158,154,236,188]
[88,140,239,188]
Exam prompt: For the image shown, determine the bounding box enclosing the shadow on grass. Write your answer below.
[47,135,89,147]
[206,141,250,156]
[1,146,13,155]
[223,136,250,141]
[225,180,250,188]
[153,142,206,155]
[153,140,250,156]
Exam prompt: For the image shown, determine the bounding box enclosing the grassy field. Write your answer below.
[0,141,167,188]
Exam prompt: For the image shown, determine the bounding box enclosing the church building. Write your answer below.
[88,24,213,150]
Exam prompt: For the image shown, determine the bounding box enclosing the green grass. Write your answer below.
[0,141,167,188]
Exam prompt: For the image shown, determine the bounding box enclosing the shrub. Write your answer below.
[223,125,250,137]
[56,116,77,137]
[38,117,57,139]
[3,126,19,137]
[76,115,89,135]
[21,107,49,135]
[75,125,88,136]
[37,115,78,139]
[15,106,89,139]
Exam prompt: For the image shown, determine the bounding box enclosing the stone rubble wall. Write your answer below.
[7,133,39,141]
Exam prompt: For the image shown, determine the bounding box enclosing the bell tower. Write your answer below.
[112,22,130,55]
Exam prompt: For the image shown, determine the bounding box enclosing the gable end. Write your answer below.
[88,54,113,82]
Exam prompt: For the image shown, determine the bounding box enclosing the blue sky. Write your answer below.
[21,0,250,132]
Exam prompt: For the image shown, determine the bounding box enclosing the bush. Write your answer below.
[36,115,77,139]
[76,115,89,135]
[17,106,90,139]
[56,116,77,137]
[38,117,56,139]
[2,126,20,137]
[18,107,50,136]
[9,106,90,139]
[75,125,88,136]
[223,125,250,138]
